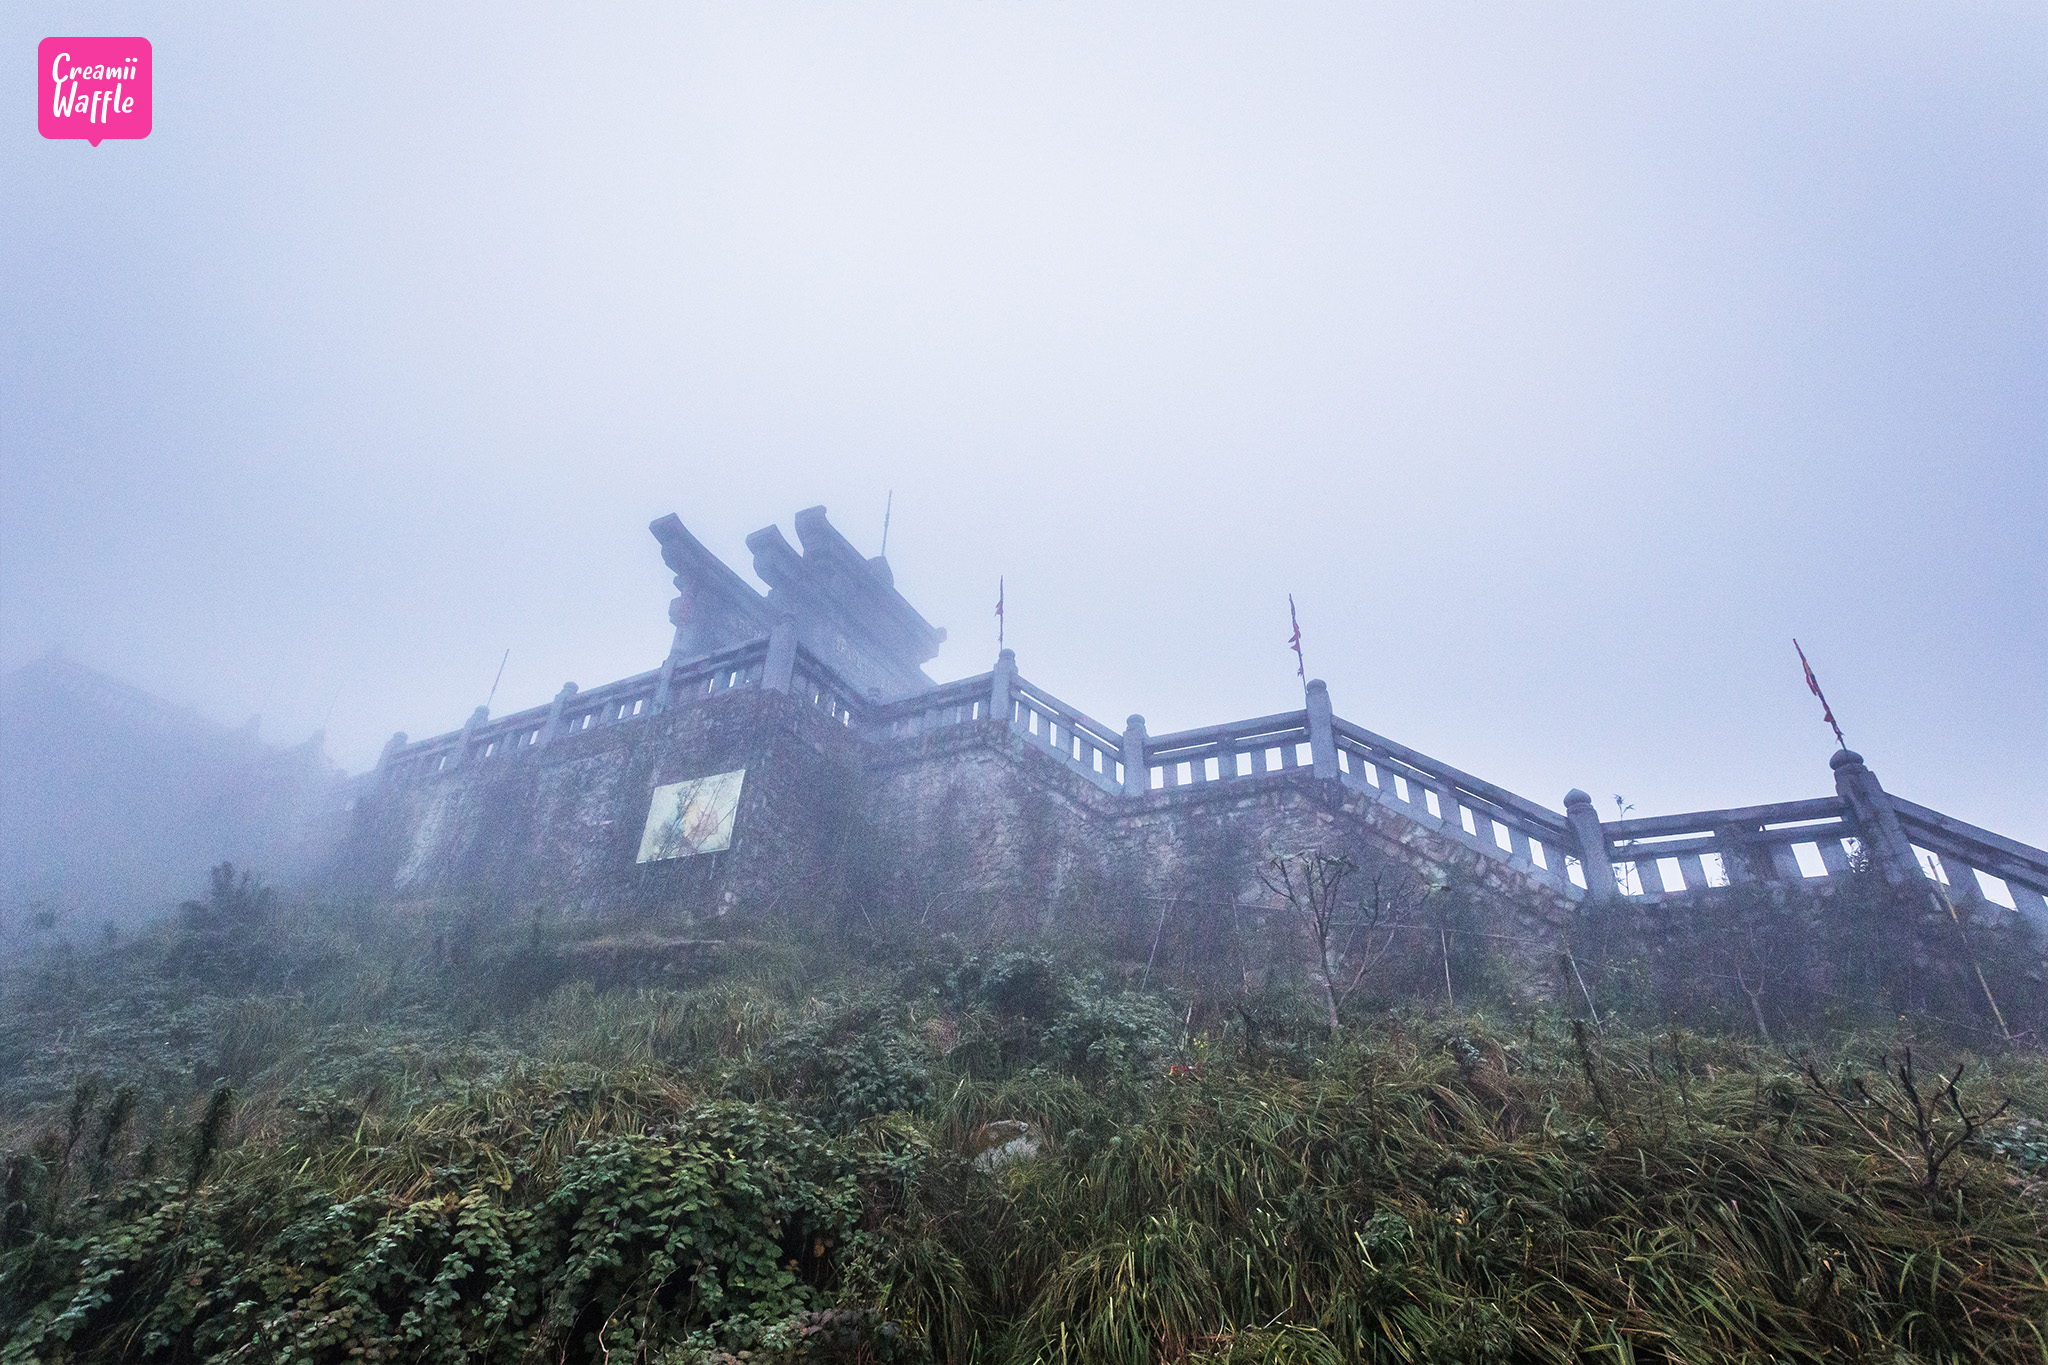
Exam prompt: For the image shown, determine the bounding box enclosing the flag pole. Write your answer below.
[996,577,1005,651]
[1793,639,1847,749]
[485,648,510,712]
[1287,595,1306,683]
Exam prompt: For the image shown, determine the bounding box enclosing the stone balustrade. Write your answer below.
[373,637,2048,926]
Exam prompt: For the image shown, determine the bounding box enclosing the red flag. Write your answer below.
[995,577,1004,649]
[1794,639,1846,749]
[1287,594,1306,682]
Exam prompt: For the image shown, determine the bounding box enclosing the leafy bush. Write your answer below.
[760,1000,934,1133]
[943,951,1068,1021]
[1038,989,1176,1080]
[1,1100,864,1364]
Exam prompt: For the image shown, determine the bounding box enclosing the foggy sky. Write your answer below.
[4,3,2044,847]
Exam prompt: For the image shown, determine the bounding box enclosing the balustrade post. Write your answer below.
[2009,883,2048,934]
[1506,826,1534,867]
[991,649,1017,729]
[1830,750,1923,888]
[1212,739,1236,783]
[762,617,798,694]
[1305,679,1339,781]
[1766,842,1805,883]
[652,653,677,713]
[1122,715,1149,796]
[448,705,489,769]
[1938,851,1978,900]
[539,682,577,745]
[376,731,408,782]
[1714,827,1760,883]
[1565,789,1618,902]
[1437,787,1467,835]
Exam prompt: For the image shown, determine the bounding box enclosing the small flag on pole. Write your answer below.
[1287,595,1306,682]
[995,577,1005,650]
[1794,638,1846,749]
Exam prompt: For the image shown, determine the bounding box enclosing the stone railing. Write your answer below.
[864,657,1128,792]
[1141,709,1314,788]
[1004,673,1128,793]
[376,638,770,781]
[864,650,2048,920]
[1589,795,1857,900]
[788,645,863,730]
[1331,715,1582,895]
[1892,798,2048,920]
[376,639,2048,924]
[1566,753,2048,923]
[863,671,998,740]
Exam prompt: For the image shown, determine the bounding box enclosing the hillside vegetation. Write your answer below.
[4,865,2048,1363]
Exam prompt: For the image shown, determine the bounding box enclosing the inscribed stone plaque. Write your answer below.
[636,769,745,862]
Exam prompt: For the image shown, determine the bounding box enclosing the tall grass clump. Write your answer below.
[5,867,2048,1362]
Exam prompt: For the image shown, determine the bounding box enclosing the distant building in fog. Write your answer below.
[0,651,351,932]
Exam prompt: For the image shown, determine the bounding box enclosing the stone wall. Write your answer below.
[860,714,1578,980]
[341,672,1580,1013]
[336,686,868,922]
[348,503,2048,946]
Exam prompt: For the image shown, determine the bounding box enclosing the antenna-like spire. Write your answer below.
[485,648,510,712]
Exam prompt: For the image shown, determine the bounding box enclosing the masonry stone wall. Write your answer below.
[338,687,867,921]
[342,504,2048,959]
[856,716,1578,983]
[345,682,1575,976]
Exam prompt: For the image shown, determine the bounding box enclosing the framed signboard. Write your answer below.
[636,769,745,862]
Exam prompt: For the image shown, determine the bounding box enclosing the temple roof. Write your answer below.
[650,505,947,702]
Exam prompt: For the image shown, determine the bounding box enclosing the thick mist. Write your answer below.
[4,2,2043,933]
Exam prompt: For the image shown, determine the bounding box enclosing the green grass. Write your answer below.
[4,881,2048,1363]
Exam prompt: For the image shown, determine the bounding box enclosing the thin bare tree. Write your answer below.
[1260,849,1355,1031]
[1260,849,1435,1031]
[1331,866,1414,1014]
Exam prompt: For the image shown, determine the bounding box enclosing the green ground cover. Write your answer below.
[4,870,2047,1363]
